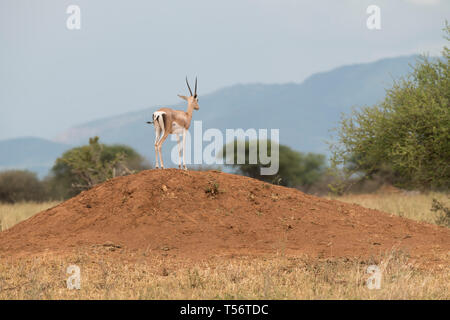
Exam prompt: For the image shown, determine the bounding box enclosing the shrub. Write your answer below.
[46,137,150,199]
[222,139,327,188]
[0,170,46,203]
[431,198,450,227]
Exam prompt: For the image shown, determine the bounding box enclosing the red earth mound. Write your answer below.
[0,170,448,263]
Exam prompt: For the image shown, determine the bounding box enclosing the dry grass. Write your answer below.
[329,192,449,226]
[0,249,448,300]
[0,202,60,231]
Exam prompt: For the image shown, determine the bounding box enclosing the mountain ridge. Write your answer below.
[0,137,72,178]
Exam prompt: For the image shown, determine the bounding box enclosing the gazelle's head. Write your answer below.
[178,77,199,110]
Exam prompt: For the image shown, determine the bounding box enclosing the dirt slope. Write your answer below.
[0,170,448,263]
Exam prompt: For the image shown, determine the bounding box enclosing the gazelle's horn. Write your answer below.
[194,77,197,97]
[186,77,193,96]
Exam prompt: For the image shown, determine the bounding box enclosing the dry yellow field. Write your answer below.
[0,202,60,231]
[329,192,449,226]
[0,249,448,299]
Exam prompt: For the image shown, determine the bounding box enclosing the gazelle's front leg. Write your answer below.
[176,134,182,169]
[182,129,187,170]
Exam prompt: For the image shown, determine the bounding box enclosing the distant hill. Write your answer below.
[0,137,71,178]
[2,55,420,176]
[55,55,419,161]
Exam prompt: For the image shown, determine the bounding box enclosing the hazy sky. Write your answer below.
[0,0,448,141]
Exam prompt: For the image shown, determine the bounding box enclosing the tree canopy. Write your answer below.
[47,137,149,199]
[223,139,326,188]
[330,23,450,190]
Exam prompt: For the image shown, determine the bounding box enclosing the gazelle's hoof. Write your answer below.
[183,166,188,171]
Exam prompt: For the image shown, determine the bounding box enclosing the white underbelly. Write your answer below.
[171,122,184,135]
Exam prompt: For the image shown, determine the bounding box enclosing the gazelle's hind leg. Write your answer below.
[155,114,168,169]
[154,120,161,169]
[157,131,169,169]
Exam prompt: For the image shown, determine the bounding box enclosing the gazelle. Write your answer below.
[147,77,199,170]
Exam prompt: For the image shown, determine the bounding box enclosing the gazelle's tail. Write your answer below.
[147,111,165,125]
[150,111,166,136]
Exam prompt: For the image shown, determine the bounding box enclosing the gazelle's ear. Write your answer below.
[178,94,188,101]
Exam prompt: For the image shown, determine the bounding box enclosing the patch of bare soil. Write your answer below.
[0,170,448,266]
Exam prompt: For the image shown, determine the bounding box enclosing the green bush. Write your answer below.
[223,139,327,188]
[46,137,150,199]
[331,23,450,191]
[0,170,46,203]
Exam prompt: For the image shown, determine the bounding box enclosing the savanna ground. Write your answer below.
[0,191,448,299]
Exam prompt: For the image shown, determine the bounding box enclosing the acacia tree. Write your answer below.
[47,137,149,199]
[330,23,450,191]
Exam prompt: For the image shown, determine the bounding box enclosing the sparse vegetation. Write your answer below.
[205,181,221,197]
[0,250,447,299]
